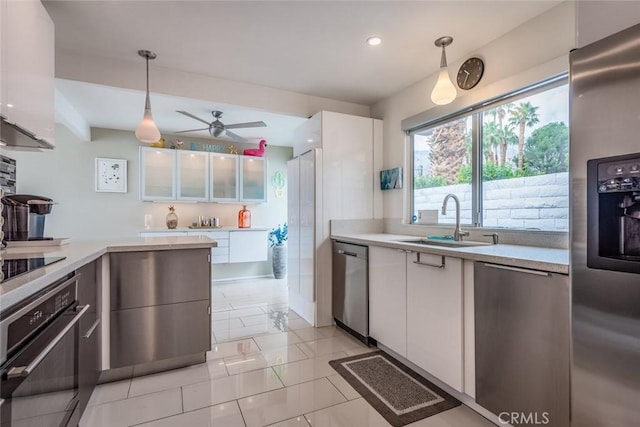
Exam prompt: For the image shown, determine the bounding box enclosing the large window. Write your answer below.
[411,79,569,231]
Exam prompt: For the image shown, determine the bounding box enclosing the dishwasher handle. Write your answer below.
[337,249,358,257]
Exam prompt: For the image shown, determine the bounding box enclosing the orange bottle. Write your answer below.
[238,205,251,228]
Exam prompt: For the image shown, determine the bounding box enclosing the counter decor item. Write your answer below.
[269,223,288,279]
[166,205,178,229]
[238,205,251,228]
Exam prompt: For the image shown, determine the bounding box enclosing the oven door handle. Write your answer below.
[7,304,90,379]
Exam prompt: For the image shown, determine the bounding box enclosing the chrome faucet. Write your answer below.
[441,194,470,241]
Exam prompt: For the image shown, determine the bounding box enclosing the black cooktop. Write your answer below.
[1,256,66,282]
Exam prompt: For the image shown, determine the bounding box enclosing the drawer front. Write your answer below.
[110,300,210,368]
[212,254,229,264]
[187,231,229,240]
[110,249,210,310]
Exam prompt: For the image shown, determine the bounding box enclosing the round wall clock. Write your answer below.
[457,57,484,90]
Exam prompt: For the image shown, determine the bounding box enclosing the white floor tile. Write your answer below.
[87,380,130,407]
[287,318,313,330]
[241,313,270,326]
[135,401,245,427]
[406,404,497,427]
[254,331,303,350]
[213,317,244,331]
[208,338,260,359]
[182,367,284,412]
[238,378,346,427]
[304,398,391,427]
[267,416,311,426]
[272,351,346,386]
[213,306,265,321]
[292,326,343,342]
[327,374,361,400]
[297,335,367,358]
[223,344,309,375]
[129,363,217,397]
[79,388,182,427]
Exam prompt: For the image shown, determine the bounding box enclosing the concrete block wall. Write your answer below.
[414,172,569,230]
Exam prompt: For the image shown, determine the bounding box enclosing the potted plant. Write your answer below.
[269,223,288,279]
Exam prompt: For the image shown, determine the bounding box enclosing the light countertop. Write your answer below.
[0,236,217,312]
[140,227,269,232]
[331,232,569,274]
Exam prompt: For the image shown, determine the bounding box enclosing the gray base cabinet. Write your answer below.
[109,249,211,369]
[77,260,100,416]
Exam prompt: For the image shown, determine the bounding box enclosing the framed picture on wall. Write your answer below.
[380,167,403,190]
[95,158,127,193]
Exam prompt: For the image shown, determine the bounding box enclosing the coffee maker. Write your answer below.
[1,194,55,242]
[587,153,640,275]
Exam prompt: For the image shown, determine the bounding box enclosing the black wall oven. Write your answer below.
[1,273,88,427]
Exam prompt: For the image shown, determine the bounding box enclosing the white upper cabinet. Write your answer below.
[210,153,239,202]
[140,148,266,202]
[2,0,55,145]
[240,156,267,203]
[140,147,177,201]
[177,151,209,201]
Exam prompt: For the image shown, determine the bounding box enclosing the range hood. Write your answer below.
[0,116,54,149]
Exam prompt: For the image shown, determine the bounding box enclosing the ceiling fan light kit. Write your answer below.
[430,36,457,106]
[176,110,267,143]
[135,49,162,143]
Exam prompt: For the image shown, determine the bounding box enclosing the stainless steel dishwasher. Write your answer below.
[332,241,368,343]
[475,262,570,427]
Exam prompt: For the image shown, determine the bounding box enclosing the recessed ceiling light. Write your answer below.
[366,36,382,46]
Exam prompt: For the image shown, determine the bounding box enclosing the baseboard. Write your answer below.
[212,274,274,283]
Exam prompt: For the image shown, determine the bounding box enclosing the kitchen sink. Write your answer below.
[396,239,493,248]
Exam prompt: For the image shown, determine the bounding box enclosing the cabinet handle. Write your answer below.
[83,319,101,339]
[413,253,445,269]
[483,263,550,276]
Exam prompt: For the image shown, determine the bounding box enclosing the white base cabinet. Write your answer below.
[369,246,407,358]
[229,230,268,263]
[406,252,464,393]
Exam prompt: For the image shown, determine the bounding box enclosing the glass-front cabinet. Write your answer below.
[140,147,176,201]
[210,153,239,202]
[240,156,266,203]
[177,151,209,201]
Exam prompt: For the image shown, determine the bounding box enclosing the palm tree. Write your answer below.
[509,102,539,170]
[484,103,515,166]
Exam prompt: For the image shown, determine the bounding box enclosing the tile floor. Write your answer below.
[80,278,496,427]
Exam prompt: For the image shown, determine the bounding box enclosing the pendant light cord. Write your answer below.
[145,55,151,110]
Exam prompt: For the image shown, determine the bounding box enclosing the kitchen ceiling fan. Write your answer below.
[175,110,266,142]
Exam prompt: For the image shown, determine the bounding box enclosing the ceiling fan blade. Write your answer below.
[225,130,248,143]
[176,110,211,126]
[174,128,210,133]
[224,121,267,130]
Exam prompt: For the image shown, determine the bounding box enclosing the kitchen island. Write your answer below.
[0,236,217,422]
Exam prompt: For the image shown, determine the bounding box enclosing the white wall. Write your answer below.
[2,125,292,278]
[576,1,640,48]
[370,1,576,221]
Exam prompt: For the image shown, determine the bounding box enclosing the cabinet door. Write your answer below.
[240,156,266,203]
[210,153,239,202]
[77,261,100,415]
[229,230,268,263]
[369,246,407,357]
[407,253,464,392]
[187,230,230,264]
[140,147,176,200]
[4,0,55,143]
[177,151,209,201]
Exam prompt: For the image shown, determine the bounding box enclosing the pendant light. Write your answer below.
[135,50,161,143]
[430,36,457,106]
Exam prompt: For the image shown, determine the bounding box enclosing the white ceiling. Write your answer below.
[44,1,562,106]
[56,79,308,146]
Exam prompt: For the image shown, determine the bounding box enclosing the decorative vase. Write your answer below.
[238,205,251,228]
[272,243,287,279]
[166,205,178,229]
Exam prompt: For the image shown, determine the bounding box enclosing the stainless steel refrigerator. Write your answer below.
[570,23,640,427]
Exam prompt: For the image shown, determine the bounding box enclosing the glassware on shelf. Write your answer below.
[238,205,251,228]
[166,205,178,229]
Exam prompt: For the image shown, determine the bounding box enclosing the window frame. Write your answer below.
[408,74,568,229]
